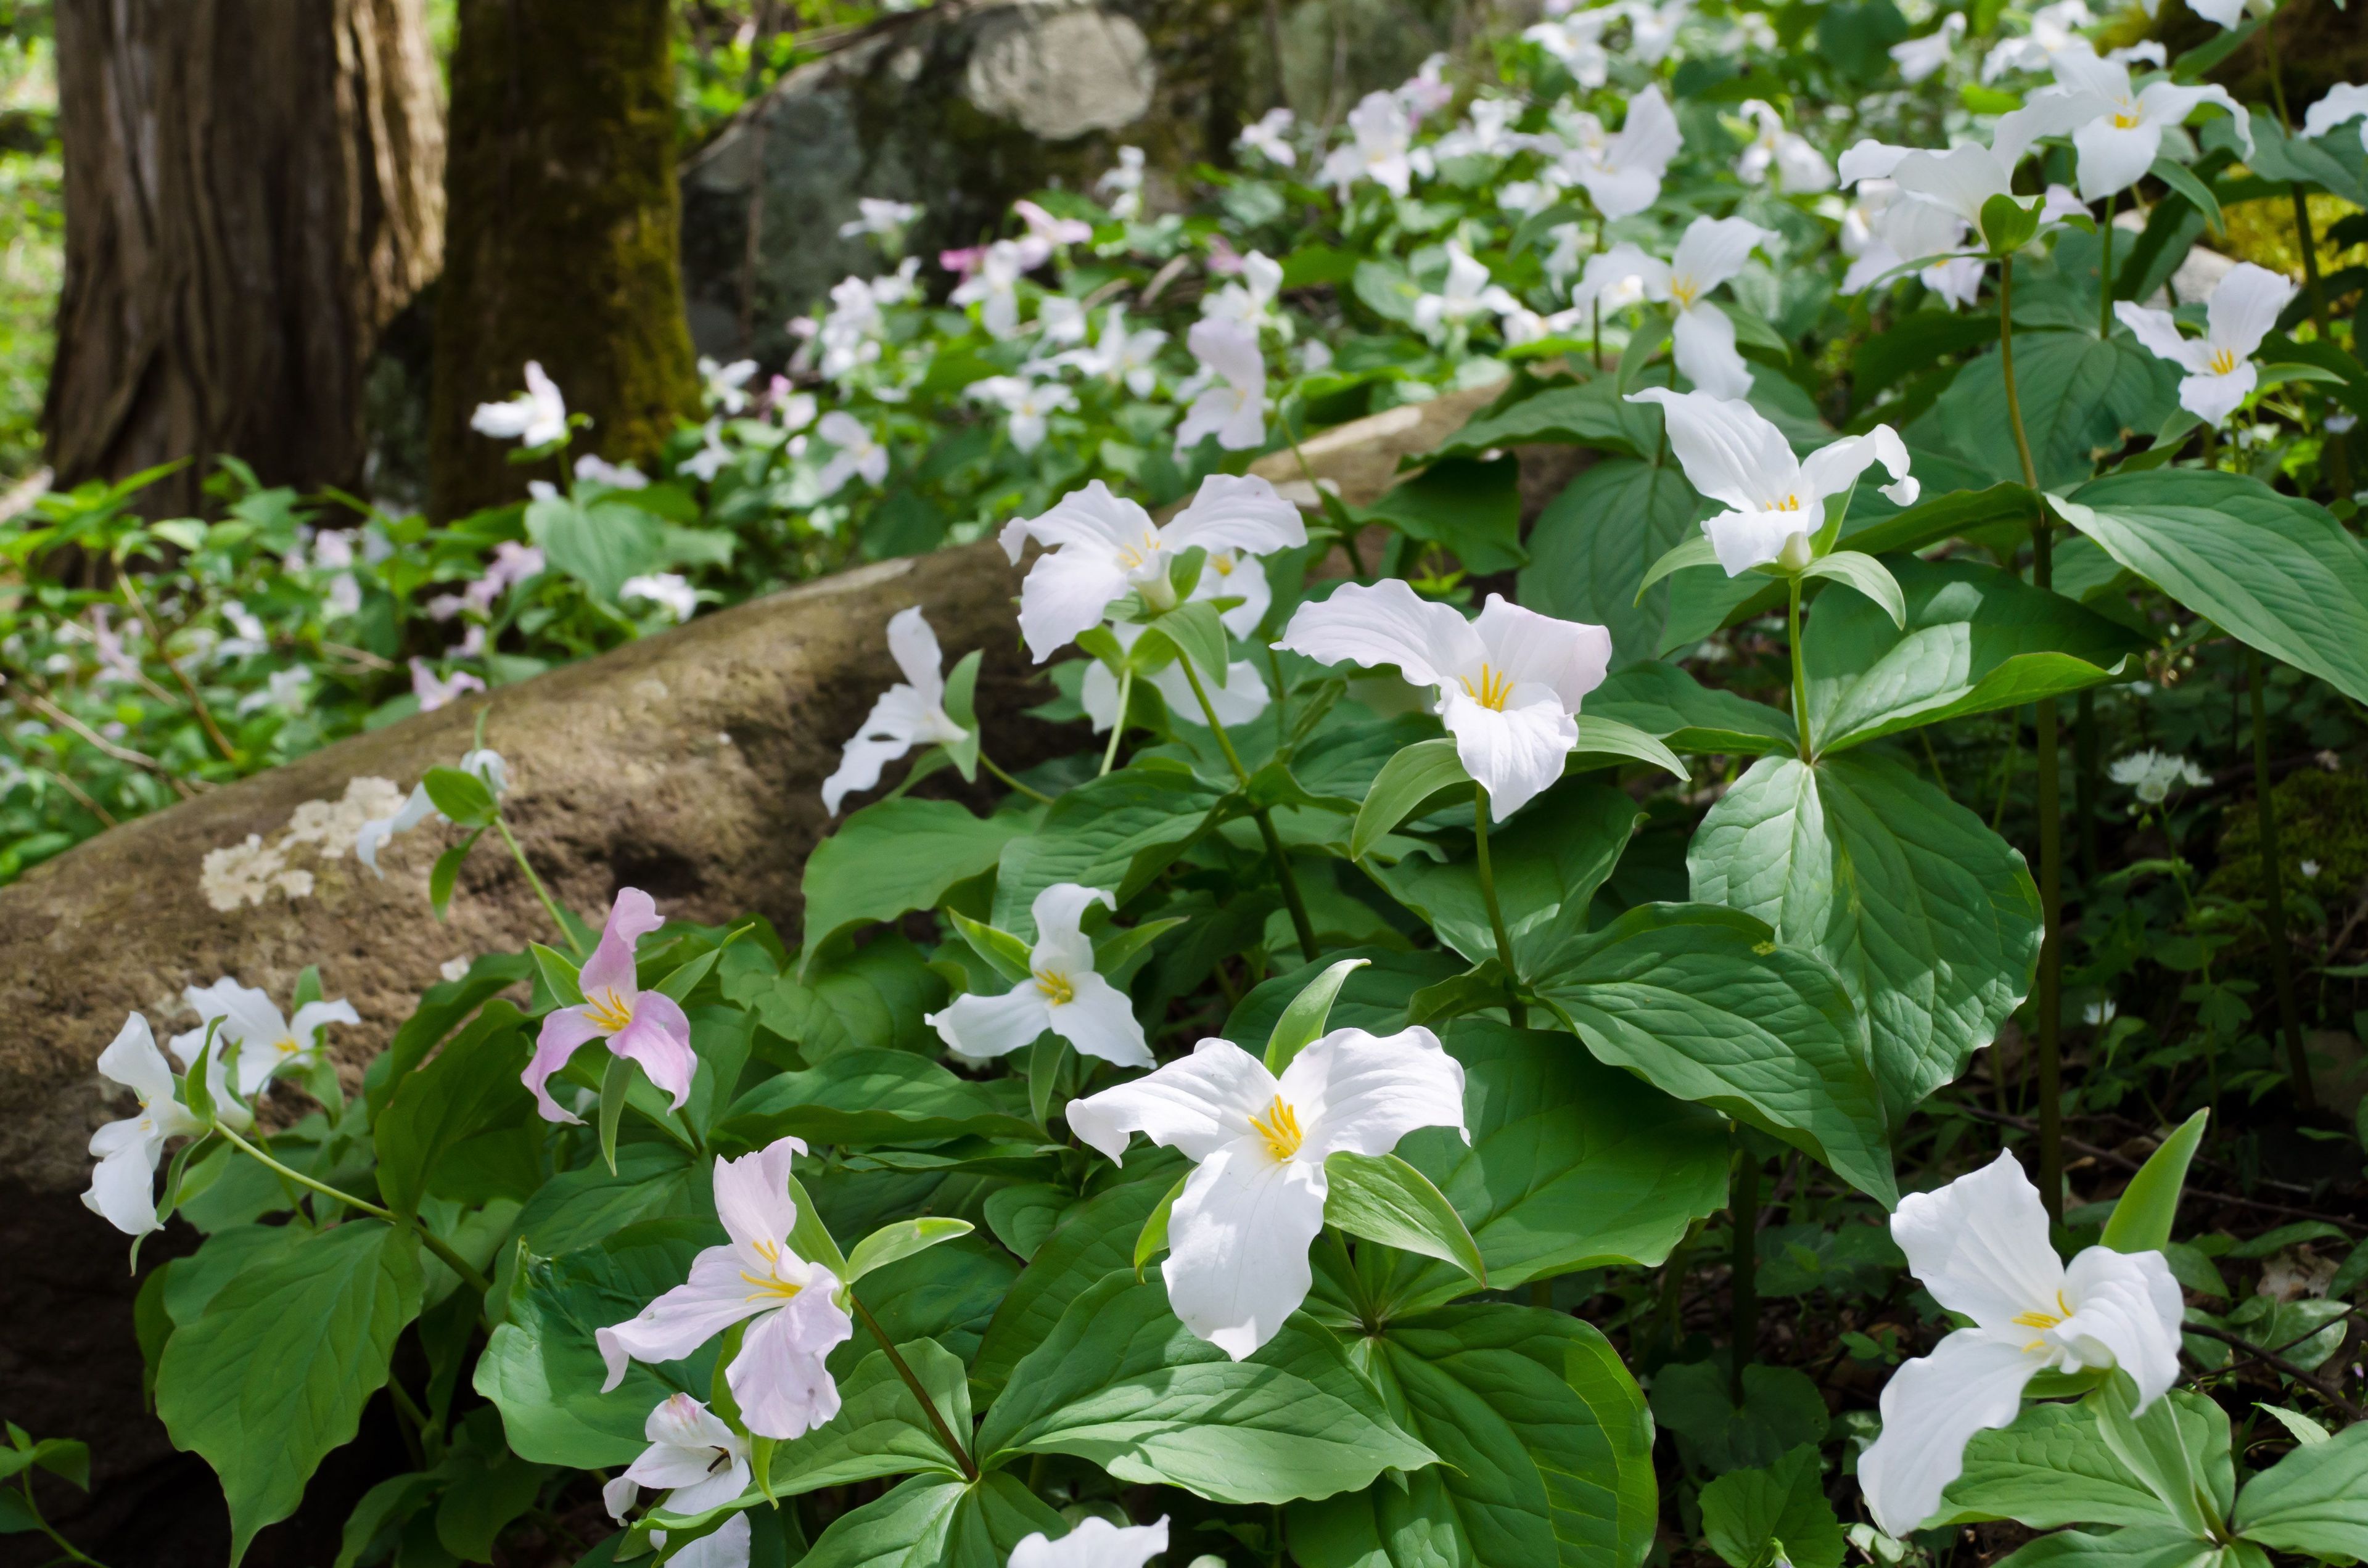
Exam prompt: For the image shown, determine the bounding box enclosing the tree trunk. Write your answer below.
[43,0,445,520]
[429,0,699,520]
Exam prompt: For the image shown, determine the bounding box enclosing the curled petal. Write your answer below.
[581,888,665,1003]
[613,992,697,1110]
[523,1008,606,1125]
[1285,1025,1469,1160]
[1890,1151,2066,1332]
[1046,971,1154,1069]
[1441,694,1576,819]
[1162,472,1307,559]
[1860,1330,2045,1535]
[598,1246,766,1390]
[2060,1246,2184,1407]
[83,1136,166,1236]
[1672,303,1754,401]
[1029,882,1113,960]
[1273,578,1484,692]
[884,605,945,704]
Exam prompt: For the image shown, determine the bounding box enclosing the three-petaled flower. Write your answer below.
[1069,1026,1468,1358]
[1858,1152,2183,1536]
[84,1014,204,1237]
[471,361,568,448]
[927,884,1152,1068]
[598,1136,854,1441]
[1275,580,1612,818]
[171,977,360,1101]
[523,888,697,1124]
[824,607,972,815]
[601,1392,751,1522]
[2115,261,2296,428]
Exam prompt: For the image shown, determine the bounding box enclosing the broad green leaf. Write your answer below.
[738,934,950,1059]
[157,1221,424,1565]
[1429,377,1661,463]
[421,765,497,827]
[1370,1019,1730,1312]
[828,1235,1016,1374]
[1909,329,2176,490]
[1530,903,1896,1204]
[714,1048,1037,1149]
[2252,1405,2332,1447]
[1134,1175,1186,1278]
[2246,118,2368,208]
[2235,1421,2368,1561]
[2094,1377,2234,1540]
[1352,737,1474,861]
[992,759,1228,932]
[1843,481,2037,558]
[1223,947,1473,1046]
[1139,596,1233,691]
[844,1218,977,1285]
[334,1473,438,1568]
[1323,1151,1487,1285]
[1521,454,1709,662]
[1801,551,1904,629]
[1651,1361,1830,1476]
[1363,455,1527,573]
[373,1001,535,1217]
[364,951,536,1114]
[2148,157,2222,232]
[1370,779,1639,971]
[969,1168,1182,1402]
[1689,750,2040,1124]
[796,1471,1063,1568]
[528,491,660,602]
[1569,715,1688,782]
[1584,661,1796,757]
[1938,1399,2184,1529]
[1989,1526,2227,1568]
[435,1410,549,1562]
[974,1271,1436,1504]
[474,1220,719,1468]
[1266,956,1375,1073]
[1637,533,1722,599]
[2053,469,2368,707]
[2100,1109,2208,1255]
[1804,557,2145,753]
[800,798,1025,968]
[1700,1445,1845,1568]
[1289,1303,1656,1568]
[514,1143,704,1257]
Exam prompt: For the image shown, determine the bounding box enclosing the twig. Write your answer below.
[31,764,117,827]
[2182,1319,2365,1421]
[117,575,239,764]
[9,685,192,792]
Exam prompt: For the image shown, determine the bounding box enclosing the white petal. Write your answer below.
[1066,1036,1278,1164]
[1626,388,1799,513]
[1080,659,1124,734]
[2180,364,2255,427]
[1272,578,1485,692]
[1017,547,1135,663]
[97,1014,177,1106]
[1703,509,1809,575]
[1163,473,1309,560]
[729,1285,853,1440]
[823,725,918,816]
[711,1139,807,1255]
[1196,551,1273,638]
[1029,882,1114,961]
[1151,655,1270,728]
[603,1475,639,1522]
[1186,316,1266,385]
[597,1246,765,1390]
[82,1138,165,1236]
[926,987,1053,1062]
[1441,693,1577,819]
[884,606,946,703]
[2060,1246,2185,1406]
[2072,120,2163,201]
[1671,216,1770,295]
[1571,243,1673,310]
[1893,145,2011,226]
[1285,1025,1468,1159]
[2205,262,2296,359]
[1890,1151,2068,1331]
[1608,86,1681,179]
[290,999,360,1048]
[1838,139,1915,186]
[1164,1139,1331,1358]
[1471,594,1611,715]
[1046,971,1154,1069]
[664,1456,752,1519]
[2303,83,2368,140]
[670,1512,752,1568]
[2114,302,2209,373]
[1859,1329,2046,1535]
[1672,303,1755,400]
[1577,163,1664,221]
[1799,425,1918,511]
[1009,1516,1172,1568]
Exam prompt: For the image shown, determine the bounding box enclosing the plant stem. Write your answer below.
[1100,665,1133,776]
[2248,647,2315,1112]
[2076,689,2100,883]
[1786,575,1812,760]
[848,1290,977,1480]
[13,1477,109,1568]
[1178,655,1321,963]
[212,1122,495,1297]
[2262,14,2353,498]
[1729,1144,1760,1402]
[493,816,583,959]
[979,751,1052,804]
[1471,783,1526,1028]
[2098,190,2115,340]
[2004,250,2065,1224]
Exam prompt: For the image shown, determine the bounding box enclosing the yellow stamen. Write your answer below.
[2111,110,2142,129]
[1455,663,1516,712]
[1671,278,1700,309]
[1775,493,1801,511]
[1248,1096,1304,1162]
[583,988,635,1032]
[741,1237,807,1302]
[2208,347,2240,376]
[274,1035,302,1056]
[1035,968,1075,1006]
[2010,1291,2073,1331]
[1112,530,1163,570]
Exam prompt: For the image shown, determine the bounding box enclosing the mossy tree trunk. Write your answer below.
[43,0,445,518]
[429,0,699,520]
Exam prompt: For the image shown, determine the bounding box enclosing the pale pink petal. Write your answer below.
[524,1008,606,1125]
[712,1138,809,1255]
[613,992,697,1110]
[598,1246,766,1389]
[582,887,665,1001]
[729,1285,854,1440]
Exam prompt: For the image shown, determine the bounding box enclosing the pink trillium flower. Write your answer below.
[522,888,696,1125]
[597,1137,854,1442]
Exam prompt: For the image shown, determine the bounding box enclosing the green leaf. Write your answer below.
[941,649,984,779]
[1700,1446,1846,1568]
[2146,156,2224,232]
[1939,1399,2186,1528]
[1530,903,1896,1204]
[1353,738,1473,861]
[1289,1303,1657,1568]
[950,909,1034,984]
[474,1220,719,1468]
[1368,1019,1730,1311]
[715,1048,1037,1149]
[970,1169,1180,1402]
[1651,1361,1831,1476]
[421,765,498,827]
[974,1271,1437,1503]
[992,759,1228,932]
[795,1471,1063,1568]
[1324,1151,1487,1285]
[1688,750,2041,1125]
[1370,780,1639,971]
[800,798,1025,969]
[1138,596,1232,692]
[1266,956,1376,1073]
[1802,551,1905,628]
[2236,1421,2368,1561]
[1637,533,1724,601]
[373,1001,536,1217]
[1362,455,1527,572]
[514,1143,701,1256]
[1223,947,1473,1046]
[2252,1405,2332,1447]
[2100,1109,2208,1255]
[1912,330,2176,490]
[1569,715,1688,782]
[2247,118,2368,208]
[2054,469,2368,707]
[156,1221,424,1565]
[1981,192,2042,253]
[1521,454,1709,662]
[1804,556,2145,753]
[1428,378,1659,464]
[1134,1175,1186,1278]
[2094,1377,2234,1541]
[528,492,660,602]
[1990,1527,2227,1568]
[427,831,482,921]
[435,1413,550,1562]
[1583,661,1796,757]
[844,1218,977,1286]
[366,953,538,1115]
[333,1473,438,1568]
[598,1052,634,1175]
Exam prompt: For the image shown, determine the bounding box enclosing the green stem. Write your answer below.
[979,750,1052,804]
[493,816,582,959]
[2261,15,2351,498]
[1786,575,1812,760]
[212,1122,495,1297]
[1471,782,1526,1028]
[1729,1145,1761,1402]
[2076,689,2100,884]
[2000,256,2041,494]
[1100,665,1132,776]
[2248,647,2316,1112]
[13,1476,108,1568]
[2098,189,2115,340]
[1178,655,1321,963]
[849,1291,977,1480]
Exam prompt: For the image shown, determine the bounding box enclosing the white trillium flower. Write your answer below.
[1412,243,1521,340]
[927,884,1152,1069]
[1890,14,1965,83]
[823,607,972,815]
[1840,182,1983,309]
[171,977,361,1101]
[1069,1026,1469,1358]
[2108,748,2211,804]
[1098,145,1147,220]
[1525,9,1614,86]
[1000,474,1305,662]
[357,747,509,875]
[1275,581,1613,818]
[1981,0,2092,81]
[1664,216,1775,400]
[1628,0,1691,65]
[1434,99,1527,163]
[1560,86,1682,220]
[814,412,889,497]
[2115,261,2296,427]
[1630,388,1918,575]
[952,239,1027,339]
[2016,43,2251,200]
[1570,242,1672,314]
[1082,621,1270,733]
[837,195,922,245]
[681,420,736,483]
[1057,307,1167,398]
[83,1014,204,1237]
[577,454,650,489]
[699,356,760,414]
[1175,319,1269,456]
[969,376,1078,455]
[622,573,699,624]
[1034,295,1090,348]
[1201,250,1285,335]
[470,361,567,448]
[1736,100,1835,192]
[598,1137,854,1441]
[1320,91,1433,198]
[2303,83,2368,151]
[1238,106,1297,166]
[1009,1516,1172,1568]
[2187,0,2270,30]
[1859,1152,2184,1537]
[602,1393,752,1522]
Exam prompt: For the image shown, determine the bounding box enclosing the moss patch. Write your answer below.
[2205,768,2368,922]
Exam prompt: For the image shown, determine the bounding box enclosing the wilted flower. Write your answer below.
[356,747,510,876]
